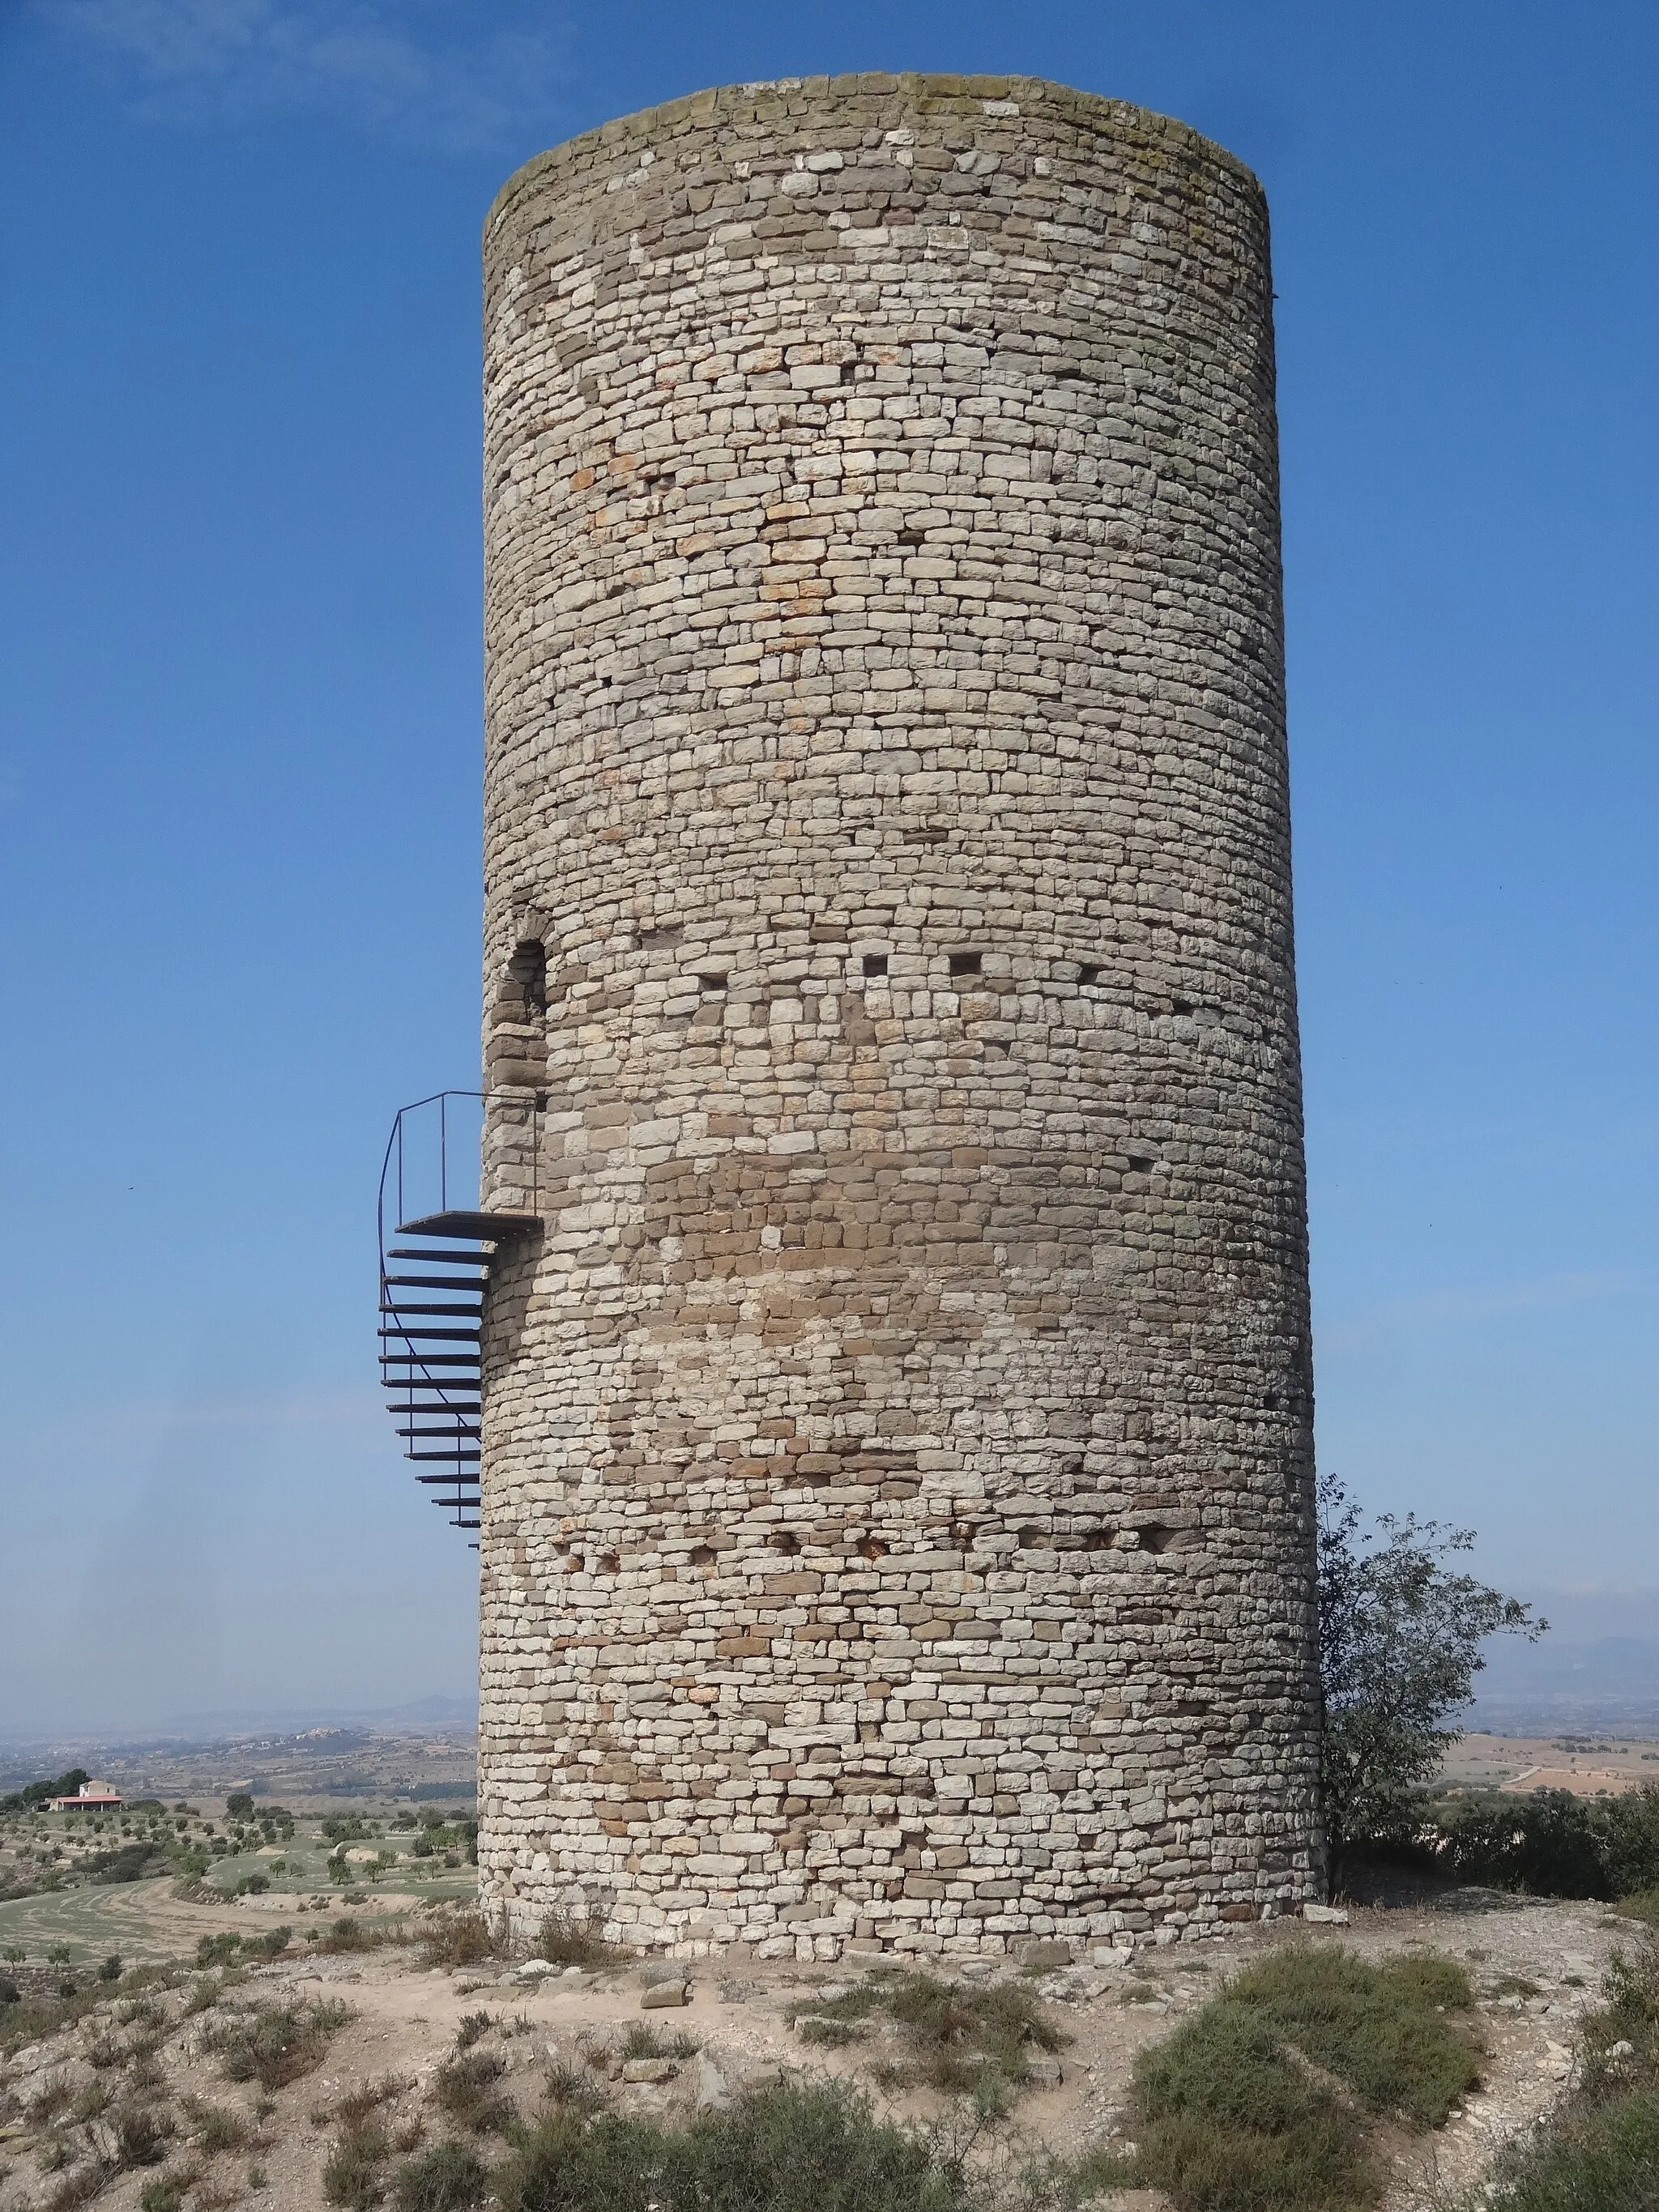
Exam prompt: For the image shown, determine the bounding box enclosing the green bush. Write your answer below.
[392,2141,491,2212]
[1431,1784,1659,1903]
[493,2079,972,2212]
[1123,1943,1479,2212]
[1132,2003,1374,2212]
[84,1842,158,1884]
[1222,1947,1478,2126]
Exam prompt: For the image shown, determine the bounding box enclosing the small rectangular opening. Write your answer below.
[1078,963,1102,987]
[862,954,888,978]
[948,952,982,978]
[696,973,728,994]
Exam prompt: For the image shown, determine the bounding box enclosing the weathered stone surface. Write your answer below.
[640,1978,692,2010]
[476,71,1324,1963]
[621,2056,680,2082]
[693,2054,732,2112]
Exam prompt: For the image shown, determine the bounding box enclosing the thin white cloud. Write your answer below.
[43,0,569,151]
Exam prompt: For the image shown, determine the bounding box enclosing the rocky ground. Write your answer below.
[0,1885,1643,2212]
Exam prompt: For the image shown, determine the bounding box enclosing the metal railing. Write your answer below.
[375,1088,543,1539]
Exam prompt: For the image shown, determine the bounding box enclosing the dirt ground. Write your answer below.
[1443,1730,1659,1797]
[1,1886,1644,2212]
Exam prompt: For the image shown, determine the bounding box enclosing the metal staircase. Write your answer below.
[377,1092,537,1535]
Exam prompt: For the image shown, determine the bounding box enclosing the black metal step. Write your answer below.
[398,1211,539,1241]
[386,1256,491,1274]
[378,1325,479,1342]
[380,1302,482,1317]
[382,1277,486,1294]
[380,1355,481,1370]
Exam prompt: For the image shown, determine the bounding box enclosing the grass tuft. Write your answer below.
[434,2049,513,2135]
[621,2021,700,2063]
[190,2103,249,2154]
[391,2140,492,2212]
[784,1970,1067,2108]
[1132,2001,1376,2212]
[324,2121,390,2209]
[113,2103,177,2169]
[420,1912,505,1971]
[535,1906,612,1969]
[207,1999,353,2091]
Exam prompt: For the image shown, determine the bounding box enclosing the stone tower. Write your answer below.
[476,74,1323,1960]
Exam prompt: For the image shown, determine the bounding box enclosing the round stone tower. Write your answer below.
[476,73,1323,1960]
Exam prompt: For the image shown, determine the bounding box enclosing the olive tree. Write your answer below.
[1317,1472,1544,1883]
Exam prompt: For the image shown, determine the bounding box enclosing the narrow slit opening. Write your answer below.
[949,951,983,978]
[488,940,548,1089]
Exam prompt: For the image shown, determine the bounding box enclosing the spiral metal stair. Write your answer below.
[377,1092,536,1535]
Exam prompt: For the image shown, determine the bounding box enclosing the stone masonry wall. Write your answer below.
[476,73,1324,1961]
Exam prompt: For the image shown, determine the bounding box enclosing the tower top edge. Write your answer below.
[484,74,1263,246]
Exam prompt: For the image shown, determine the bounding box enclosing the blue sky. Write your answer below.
[2,0,1654,1733]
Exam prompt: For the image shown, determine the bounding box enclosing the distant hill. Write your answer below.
[1467,1637,1659,1733]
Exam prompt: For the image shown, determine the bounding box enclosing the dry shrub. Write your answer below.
[114,2102,176,2168]
[433,2050,513,2136]
[789,1970,1067,2107]
[324,2120,390,2210]
[188,2102,249,2154]
[420,1913,504,1971]
[45,2169,108,2212]
[391,2139,491,2212]
[207,1999,353,2091]
[534,1906,612,1969]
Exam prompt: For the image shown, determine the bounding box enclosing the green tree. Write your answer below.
[1317,1473,1544,1886]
